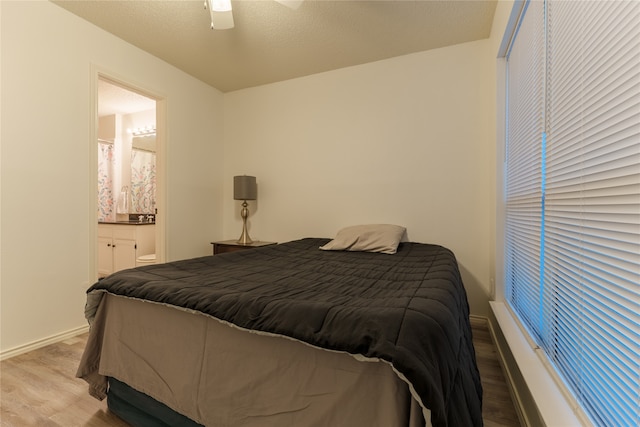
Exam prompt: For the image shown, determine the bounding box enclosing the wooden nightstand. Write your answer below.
[211,240,277,255]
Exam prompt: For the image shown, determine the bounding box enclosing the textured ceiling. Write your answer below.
[53,0,497,93]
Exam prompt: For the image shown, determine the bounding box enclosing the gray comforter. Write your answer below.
[85,238,483,427]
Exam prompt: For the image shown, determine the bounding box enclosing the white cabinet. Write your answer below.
[113,238,137,272]
[98,235,114,276]
[98,224,155,277]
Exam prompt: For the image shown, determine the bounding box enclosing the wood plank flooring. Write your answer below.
[470,317,522,427]
[1,319,521,426]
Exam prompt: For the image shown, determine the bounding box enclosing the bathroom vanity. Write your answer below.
[98,222,155,277]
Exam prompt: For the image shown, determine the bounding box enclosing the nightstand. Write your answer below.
[211,240,277,255]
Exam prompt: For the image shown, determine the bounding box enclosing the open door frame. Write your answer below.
[88,65,167,282]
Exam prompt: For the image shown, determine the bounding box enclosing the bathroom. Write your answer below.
[97,79,157,276]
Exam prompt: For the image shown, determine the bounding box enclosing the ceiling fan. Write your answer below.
[205,0,304,30]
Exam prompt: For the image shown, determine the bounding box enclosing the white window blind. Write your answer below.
[505,0,546,341]
[544,1,640,425]
[504,1,640,426]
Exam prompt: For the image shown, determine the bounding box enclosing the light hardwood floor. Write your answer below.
[470,317,522,427]
[1,319,520,426]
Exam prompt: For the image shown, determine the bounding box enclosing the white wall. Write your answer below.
[223,39,495,316]
[0,0,507,353]
[0,1,224,353]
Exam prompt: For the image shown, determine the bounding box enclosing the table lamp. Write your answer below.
[234,175,257,244]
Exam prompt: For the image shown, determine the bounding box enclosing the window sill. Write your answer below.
[489,301,585,427]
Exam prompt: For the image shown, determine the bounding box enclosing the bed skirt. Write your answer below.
[80,293,427,427]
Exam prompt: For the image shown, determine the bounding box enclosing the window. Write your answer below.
[504,2,640,426]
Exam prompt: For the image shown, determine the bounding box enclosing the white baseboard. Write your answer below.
[469,313,488,323]
[0,324,90,361]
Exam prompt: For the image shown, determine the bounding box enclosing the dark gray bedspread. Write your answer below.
[86,238,483,427]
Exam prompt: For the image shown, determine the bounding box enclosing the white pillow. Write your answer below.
[320,224,406,254]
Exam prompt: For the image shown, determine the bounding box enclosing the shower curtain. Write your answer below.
[130,149,156,214]
[98,142,115,222]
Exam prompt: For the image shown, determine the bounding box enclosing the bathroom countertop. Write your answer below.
[99,221,155,225]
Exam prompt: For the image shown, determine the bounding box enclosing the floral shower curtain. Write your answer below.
[98,142,115,222]
[131,149,156,213]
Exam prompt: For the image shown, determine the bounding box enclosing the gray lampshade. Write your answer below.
[233,175,257,200]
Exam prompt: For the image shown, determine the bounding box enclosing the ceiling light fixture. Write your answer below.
[128,126,156,137]
[205,0,234,30]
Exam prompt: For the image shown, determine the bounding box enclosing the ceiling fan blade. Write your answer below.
[274,0,304,10]
[211,10,234,30]
[205,0,301,30]
[205,0,234,30]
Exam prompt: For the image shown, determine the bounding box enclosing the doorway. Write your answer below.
[89,70,166,281]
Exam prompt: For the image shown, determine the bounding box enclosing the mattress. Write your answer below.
[77,238,482,427]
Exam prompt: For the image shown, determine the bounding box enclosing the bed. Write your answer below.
[77,234,483,427]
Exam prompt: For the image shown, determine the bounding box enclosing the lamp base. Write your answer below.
[236,233,253,245]
[236,201,253,245]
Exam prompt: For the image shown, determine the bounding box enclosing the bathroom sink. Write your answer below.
[118,220,154,224]
[99,220,154,225]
